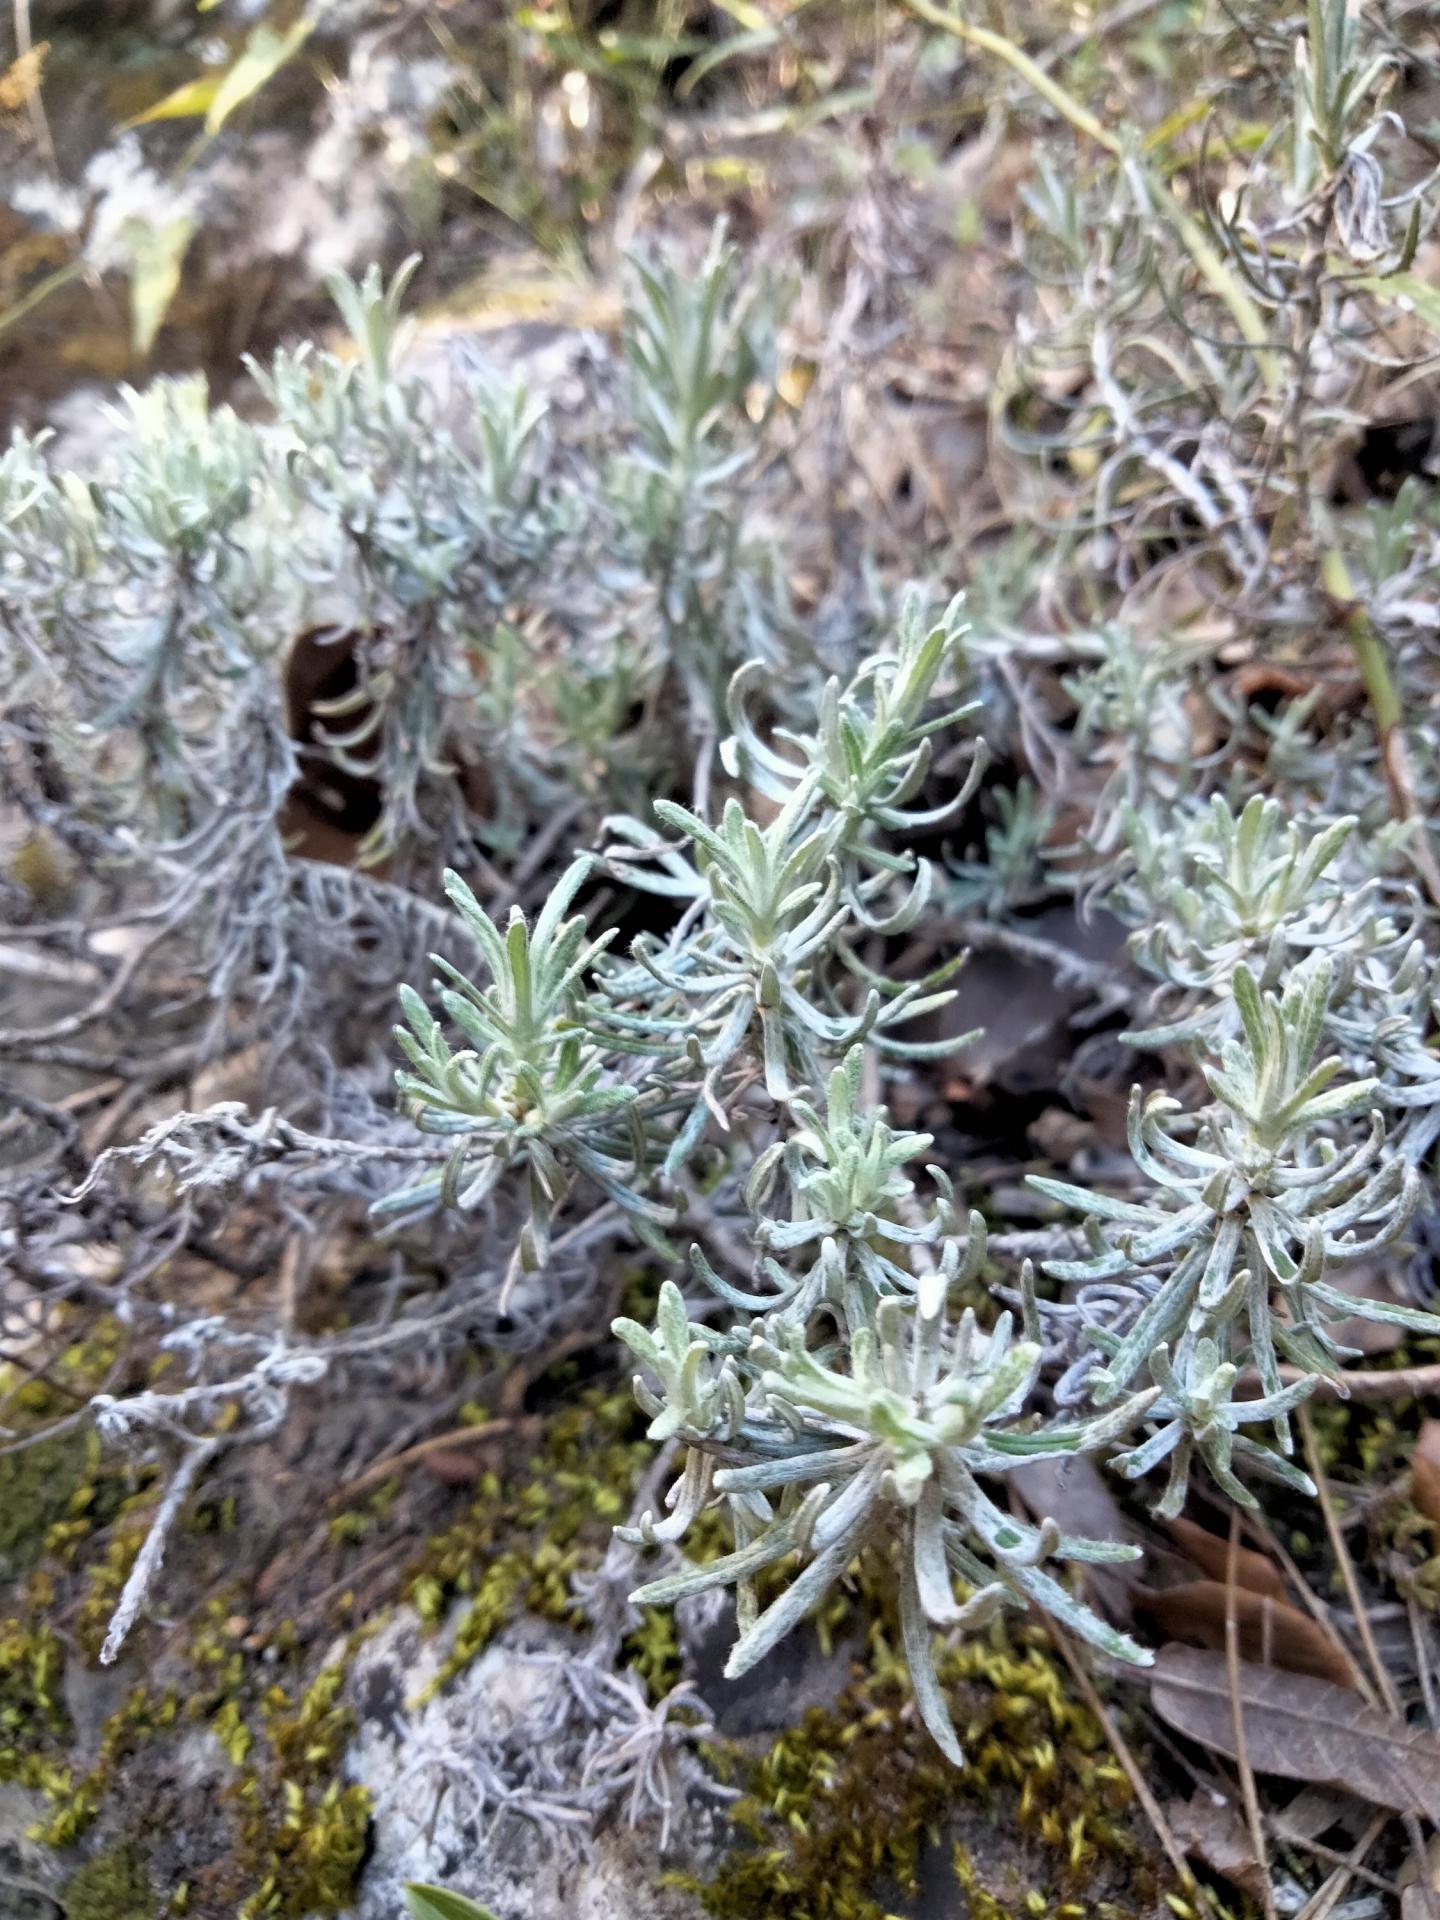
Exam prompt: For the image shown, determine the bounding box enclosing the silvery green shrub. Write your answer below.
[7,201,1440,1773]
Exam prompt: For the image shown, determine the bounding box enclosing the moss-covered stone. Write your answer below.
[0,1426,97,1580]
[0,1326,133,1580]
[404,1382,657,1696]
[60,1839,156,1920]
[670,1561,1169,1920]
[224,1664,373,1920]
[0,1601,71,1796]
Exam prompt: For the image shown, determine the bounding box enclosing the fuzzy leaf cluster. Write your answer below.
[1032,953,1437,1514]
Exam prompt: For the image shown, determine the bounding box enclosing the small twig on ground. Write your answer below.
[326,1417,531,1509]
[1299,1406,1389,1710]
[1044,1616,1208,1909]
[1237,1505,1368,1693]
[1299,1406,1440,1920]
[295,1536,416,1627]
[100,1437,220,1665]
[1226,1507,1278,1920]
[1408,1593,1440,1730]
[1320,547,1440,909]
[1033,0,1168,72]
[1295,1811,1391,1920]
[1264,1818,1400,1899]
[1240,1358,1440,1404]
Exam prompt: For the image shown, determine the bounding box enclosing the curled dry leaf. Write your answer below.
[1166,1515,1288,1601]
[1168,1795,1269,1902]
[1136,1583,1357,1689]
[420,1447,483,1486]
[1151,1645,1440,1821]
[1412,1453,1440,1529]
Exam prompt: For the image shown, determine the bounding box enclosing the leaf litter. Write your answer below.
[1151,1645,1440,1824]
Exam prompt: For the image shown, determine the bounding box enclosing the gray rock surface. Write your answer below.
[344,1608,714,1920]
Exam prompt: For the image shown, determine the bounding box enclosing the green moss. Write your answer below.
[34,1684,183,1850]
[0,1324,134,1579]
[0,1598,71,1795]
[404,1383,655,1695]
[230,1665,372,1920]
[670,1559,1167,1920]
[60,1839,156,1920]
[622,1602,683,1698]
[0,1324,150,1812]
[0,1427,97,1577]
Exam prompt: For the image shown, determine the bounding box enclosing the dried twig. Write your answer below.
[1045,1617,1209,1909]
[1226,1507,1278,1920]
[1240,1359,1440,1405]
[100,1437,219,1666]
[1299,1406,1440,1920]
[325,1416,531,1509]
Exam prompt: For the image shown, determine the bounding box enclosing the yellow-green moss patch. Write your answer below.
[60,1839,157,1920]
[672,1561,1167,1920]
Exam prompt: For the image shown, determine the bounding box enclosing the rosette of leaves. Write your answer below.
[689,1043,986,1335]
[1117,795,1387,1045]
[617,1271,1155,1764]
[1031,955,1434,1495]
[0,433,106,758]
[381,857,676,1279]
[605,778,962,1146]
[1326,934,1440,1167]
[722,589,985,931]
[945,778,1055,918]
[1109,1334,1319,1519]
[1116,794,1440,1163]
[614,1279,751,1450]
[1059,626,1200,858]
[3,380,276,828]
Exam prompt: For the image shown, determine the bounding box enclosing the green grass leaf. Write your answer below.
[122,212,195,356]
[403,1886,500,1920]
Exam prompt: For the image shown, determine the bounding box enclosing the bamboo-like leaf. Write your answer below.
[205,18,315,135]
[123,213,195,356]
[404,1887,500,1920]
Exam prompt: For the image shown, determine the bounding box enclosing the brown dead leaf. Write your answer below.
[1412,1453,1440,1528]
[1136,1583,1356,1689]
[1167,1516,1288,1601]
[1151,1645,1440,1820]
[1418,1420,1440,1471]
[1168,1795,1268,1902]
[1399,1830,1440,1920]
[421,1447,482,1486]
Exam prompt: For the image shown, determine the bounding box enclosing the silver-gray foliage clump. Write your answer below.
[4,181,1439,1778]
[393,610,1440,1764]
